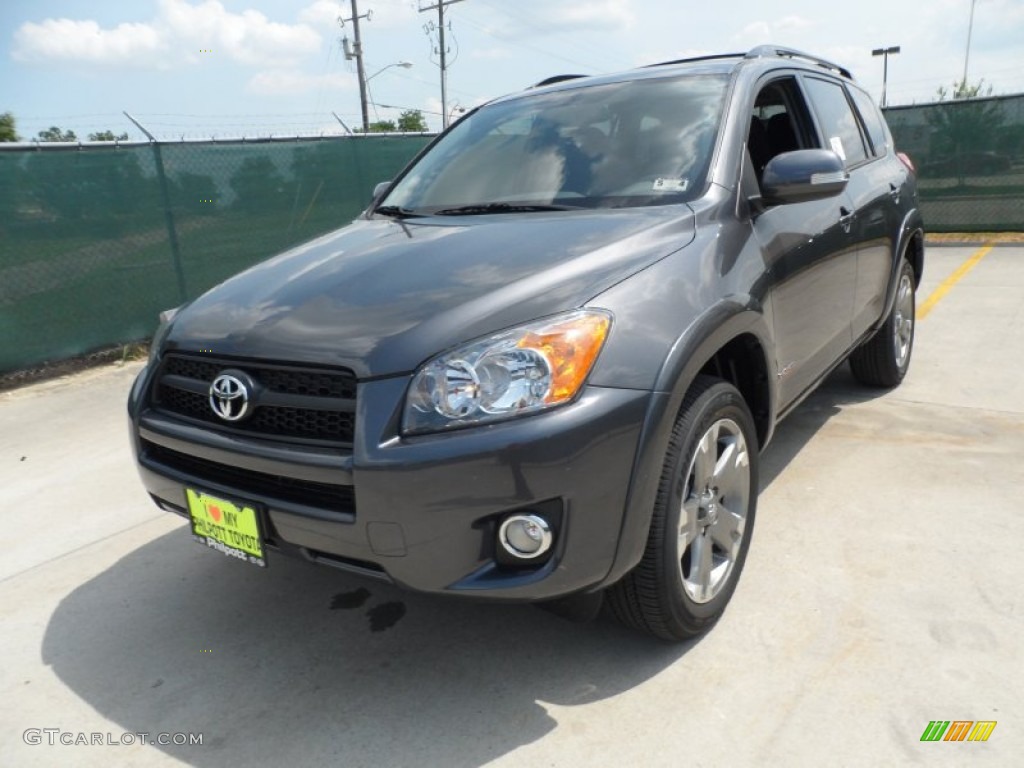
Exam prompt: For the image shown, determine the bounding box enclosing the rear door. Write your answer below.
[846,84,908,337]
[801,76,897,341]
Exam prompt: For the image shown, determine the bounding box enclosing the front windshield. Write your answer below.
[380,74,728,214]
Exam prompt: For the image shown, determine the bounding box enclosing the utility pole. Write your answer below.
[341,0,372,132]
[419,0,465,129]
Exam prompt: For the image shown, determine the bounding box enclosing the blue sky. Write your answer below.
[2,0,1023,141]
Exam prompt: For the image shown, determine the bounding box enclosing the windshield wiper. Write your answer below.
[374,205,424,219]
[432,202,582,215]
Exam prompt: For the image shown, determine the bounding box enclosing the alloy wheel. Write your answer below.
[678,418,751,604]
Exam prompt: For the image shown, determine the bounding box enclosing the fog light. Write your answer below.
[498,514,553,559]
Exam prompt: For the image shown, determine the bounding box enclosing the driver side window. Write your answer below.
[746,78,817,190]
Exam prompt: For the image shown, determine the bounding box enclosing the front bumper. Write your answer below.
[129,365,650,600]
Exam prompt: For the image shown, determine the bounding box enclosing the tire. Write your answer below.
[606,375,758,641]
[849,258,916,388]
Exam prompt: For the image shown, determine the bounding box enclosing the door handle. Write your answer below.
[839,206,855,234]
[889,182,901,204]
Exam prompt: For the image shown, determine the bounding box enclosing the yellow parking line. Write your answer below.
[917,244,994,320]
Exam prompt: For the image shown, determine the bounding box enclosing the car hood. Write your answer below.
[165,209,695,378]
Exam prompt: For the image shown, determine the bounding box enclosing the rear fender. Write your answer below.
[872,207,924,334]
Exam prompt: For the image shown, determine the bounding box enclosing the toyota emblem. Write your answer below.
[209,372,250,422]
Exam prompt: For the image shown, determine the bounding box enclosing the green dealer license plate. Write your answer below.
[187,489,266,567]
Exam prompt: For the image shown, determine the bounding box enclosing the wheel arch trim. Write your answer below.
[597,299,776,590]
[873,208,924,334]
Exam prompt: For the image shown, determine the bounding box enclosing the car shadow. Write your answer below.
[759,363,891,491]
[42,528,693,767]
[42,363,880,767]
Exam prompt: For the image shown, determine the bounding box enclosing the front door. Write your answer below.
[746,76,857,408]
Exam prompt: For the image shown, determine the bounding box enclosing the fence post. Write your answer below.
[124,111,188,304]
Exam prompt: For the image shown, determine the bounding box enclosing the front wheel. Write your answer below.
[849,258,916,387]
[606,376,758,641]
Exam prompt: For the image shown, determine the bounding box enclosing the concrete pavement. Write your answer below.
[1,246,1021,767]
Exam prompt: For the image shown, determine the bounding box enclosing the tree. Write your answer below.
[396,109,427,132]
[0,112,18,142]
[290,142,353,210]
[925,78,1005,186]
[364,120,397,133]
[935,79,993,102]
[174,172,219,214]
[37,126,77,142]
[23,145,157,234]
[229,156,292,213]
[88,130,129,141]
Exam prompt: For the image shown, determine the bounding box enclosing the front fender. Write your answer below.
[596,299,776,590]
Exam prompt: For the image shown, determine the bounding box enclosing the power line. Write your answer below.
[451,10,603,74]
[340,0,373,132]
[419,0,465,129]
[376,102,444,116]
[471,0,632,71]
[371,60,486,102]
[312,39,339,124]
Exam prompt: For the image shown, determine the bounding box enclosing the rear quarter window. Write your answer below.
[848,86,890,157]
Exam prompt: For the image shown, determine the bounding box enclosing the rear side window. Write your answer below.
[847,86,889,157]
[803,77,868,167]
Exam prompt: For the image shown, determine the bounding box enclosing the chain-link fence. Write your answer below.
[3,100,1023,374]
[0,135,432,373]
[884,94,1024,232]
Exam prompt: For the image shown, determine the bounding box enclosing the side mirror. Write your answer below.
[372,181,391,200]
[760,149,848,206]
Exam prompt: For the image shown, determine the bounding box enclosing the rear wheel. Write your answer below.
[850,258,916,387]
[606,376,758,641]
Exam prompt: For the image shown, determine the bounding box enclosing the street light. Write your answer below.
[366,60,413,83]
[362,61,413,131]
[872,46,901,108]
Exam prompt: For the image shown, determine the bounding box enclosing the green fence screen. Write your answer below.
[3,98,1024,374]
[0,135,431,373]
[884,94,1024,232]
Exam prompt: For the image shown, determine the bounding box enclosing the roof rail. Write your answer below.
[644,53,745,69]
[531,74,588,89]
[745,45,853,79]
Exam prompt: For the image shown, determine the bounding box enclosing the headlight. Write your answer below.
[403,309,611,434]
[148,306,181,363]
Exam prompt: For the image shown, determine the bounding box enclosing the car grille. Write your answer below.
[142,440,356,517]
[151,353,357,445]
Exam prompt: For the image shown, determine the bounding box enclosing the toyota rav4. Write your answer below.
[128,46,924,641]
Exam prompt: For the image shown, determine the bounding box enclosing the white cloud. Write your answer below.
[470,47,512,60]
[12,0,322,68]
[634,48,714,68]
[247,68,356,94]
[423,95,444,117]
[474,0,635,40]
[361,1,420,30]
[734,15,816,46]
[299,0,345,29]
[542,0,635,31]
[300,0,417,32]
[159,0,320,66]
[12,18,165,64]
[817,45,875,79]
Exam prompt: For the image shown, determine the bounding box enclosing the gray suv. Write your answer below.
[129,46,924,640]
